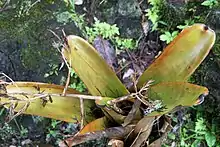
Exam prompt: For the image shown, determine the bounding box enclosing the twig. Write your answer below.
[26,0,41,12]
[0,92,103,102]
[123,99,141,127]
[48,29,62,41]
[131,73,138,93]
[62,69,71,96]
[80,98,84,129]
[130,128,143,147]
[13,119,21,132]
[108,80,154,106]
[7,102,30,122]
[116,62,132,74]
[0,72,20,90]
[133,94,149,107]
[48,29,73,96]
[107,94,132,104]
[48,29,76,98]
[124,128,134,141]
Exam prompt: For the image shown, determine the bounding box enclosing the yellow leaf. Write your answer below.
[138,24,216,88]
[0,82,95,123]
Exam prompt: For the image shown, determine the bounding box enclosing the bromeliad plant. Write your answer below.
[0,24,216,146]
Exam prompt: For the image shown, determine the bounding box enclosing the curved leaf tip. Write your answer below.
[62,35,129,97]
[137,24,216,88]
[147,82,209,116]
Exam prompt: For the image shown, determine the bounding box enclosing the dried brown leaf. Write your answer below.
[127,117,155,147]
[108,139,124,147]
[60,125,134,147]
[122,99,141,127]
[148,116,172,147]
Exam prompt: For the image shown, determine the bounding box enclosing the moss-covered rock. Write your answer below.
[89,0,142,38]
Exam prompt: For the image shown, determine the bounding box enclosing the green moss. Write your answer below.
[20,44,56,70]
[158,2,185,31]
[0,0,66,70]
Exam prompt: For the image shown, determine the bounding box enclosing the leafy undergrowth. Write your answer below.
[0,107,107,146]
[163,106,220,147]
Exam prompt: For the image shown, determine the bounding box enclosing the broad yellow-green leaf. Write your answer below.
[138,24,216,88]
[146,82,209,116]
[62,35,129,97]
[62,35,129,124]
[0,82,95,123]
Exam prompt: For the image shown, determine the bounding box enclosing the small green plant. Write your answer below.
[166,109,220,147]
[56,0,86,34]
[16,0,41,18]
[57,2,137,50]
[179,115,219,147]
[44,63,59,78]
[0,123,16,141]
[20,125,28,137]
[201,0,218,8]
[146,0,164,30]
[46,119,62,144]
[69,68,86,92]
[86,21,137,50]
[177,20,195,30]
[146,8,159,29]
[114,37,136,50]
[159,31,179,44]
[86,21,119,42]
[46,119,79,145]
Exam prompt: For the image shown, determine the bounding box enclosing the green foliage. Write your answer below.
[46,119,63,145]
[0,122,29,144]
[56,10,86,31]
[44,64,59,78]
[146,8,159,26]
[115,37,136,50]
[167,109,220,147]
[201,0,218,8]
[45,119,79,145]
[159,31,179,44]
[55,0,87,34]
[20,125,29,137]
[63,0,75,10]
[177,20,195,30]
[86,21,119,41]
[56,3,137,50]
[69,68,86,92]
[205,132,216,147]
[86,21,137,50]
[0,123,17,141]
[146,0,216,44]
[56,11,73,24]
[145,0,183,43]
[146,0,165,30]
